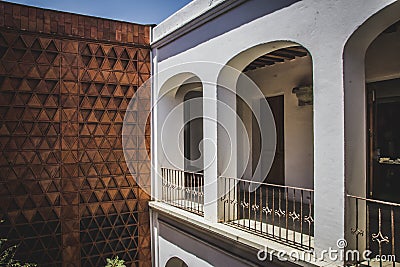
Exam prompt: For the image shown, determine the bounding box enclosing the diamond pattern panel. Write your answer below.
[78,42,151,267]
[0,26,151,267]
[0,31,62,267]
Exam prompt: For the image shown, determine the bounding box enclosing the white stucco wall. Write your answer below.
[152,0,228,43]
[151,0,400,264]
[158,237,212,267]
[153,217,253,267]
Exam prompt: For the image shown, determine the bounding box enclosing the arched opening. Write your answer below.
[364,19,400,264]
[165,257,188,267]
[365,21,400,203]
[240,45,313,188]
[217,41,314,249]
[157,74,204,215]
[344,2,400,264]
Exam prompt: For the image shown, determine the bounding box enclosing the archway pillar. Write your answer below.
[313,48,346,263]
[202,82,219,223]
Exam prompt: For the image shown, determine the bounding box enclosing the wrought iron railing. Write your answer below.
[347,194,400,266]
[161,167,204,216]
[220,176,314,250]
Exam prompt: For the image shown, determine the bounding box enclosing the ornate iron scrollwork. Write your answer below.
[304,215,314,225]
[351,228,364,237]
[275,208,286,218]
[262,206,272,215]
[289,211,300,222]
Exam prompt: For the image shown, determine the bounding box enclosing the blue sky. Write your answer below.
[5,0,192,24]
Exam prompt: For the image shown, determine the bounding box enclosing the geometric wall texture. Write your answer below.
[0,2,151,266]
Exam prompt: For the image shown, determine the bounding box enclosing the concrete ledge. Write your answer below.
[150,201,335,267]
[152,0,227,43]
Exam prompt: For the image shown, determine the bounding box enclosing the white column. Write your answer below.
[151,49,161,201]
[203,83,219,222]
[217,85,238,222]
[313,49,346,263]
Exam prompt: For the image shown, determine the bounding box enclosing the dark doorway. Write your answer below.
[184,91,203,172]
[368,79,400,203]
[264,95,285,185]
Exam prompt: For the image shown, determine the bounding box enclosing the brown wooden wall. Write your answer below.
[0,2,151,267]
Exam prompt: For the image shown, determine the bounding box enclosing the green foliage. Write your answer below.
[0,220,37,267]
[105,256,126,267]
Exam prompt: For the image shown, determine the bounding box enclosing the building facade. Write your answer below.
[150,0,400,266]
[0,2,152,266]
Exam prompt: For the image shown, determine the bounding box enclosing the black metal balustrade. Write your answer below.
[220,176,314,250]
[347,195,400,266]
[161,167,204,216]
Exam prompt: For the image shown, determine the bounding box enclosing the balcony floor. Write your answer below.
[149,201,333,266]
[227,219,314,249]
[164,199,204,215]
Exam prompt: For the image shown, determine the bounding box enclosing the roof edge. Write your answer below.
[152,0,229,44]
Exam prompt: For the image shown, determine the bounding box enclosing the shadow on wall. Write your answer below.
[157,0,302,61]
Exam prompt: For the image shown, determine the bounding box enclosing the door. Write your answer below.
[184,91,203,172]
[368,79,400,203]
[264,95,284,185]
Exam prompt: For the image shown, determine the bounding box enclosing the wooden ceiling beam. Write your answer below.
[260,55,284,62]
[252,61,271,67]
[263,53,290,60]
[243,66,257,72]
[244,46,310,72]
[269,51,295,60]
[282,48,308,57]
[258,60,276,66]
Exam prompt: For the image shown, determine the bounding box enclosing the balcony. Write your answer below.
[160,168,314,250]
[347,195,400,266]
[220,176,314,250]
[161,167,204,216]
